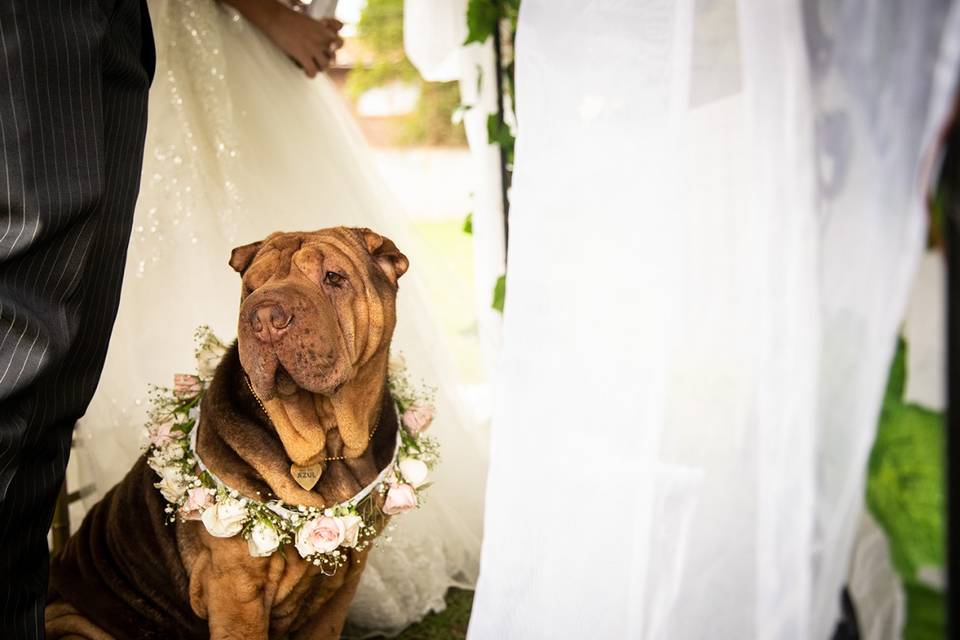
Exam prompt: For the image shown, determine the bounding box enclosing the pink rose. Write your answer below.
[174,373,202,396]
[179,487,214,520]
[148,421,176,447]
[383,483,418,515]
[295,516,345,557]
[401,403,434,434]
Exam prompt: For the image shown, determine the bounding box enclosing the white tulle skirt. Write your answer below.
[73,0,486,634]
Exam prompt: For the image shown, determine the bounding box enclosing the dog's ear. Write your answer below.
[229,241,263,274]
[359,228,408,284]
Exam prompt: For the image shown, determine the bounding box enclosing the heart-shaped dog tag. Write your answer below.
[290,462,324,491]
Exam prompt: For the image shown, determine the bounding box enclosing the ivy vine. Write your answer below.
[461,0,519,313]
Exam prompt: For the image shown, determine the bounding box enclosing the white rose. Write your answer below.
[201,497,248,538]
[398,458,429,488]
[164,444,185,461]
[340,514,363,548]
[387,353,406,377]
[154,467,188,503]
[247,520,281,557]
[147,454,165,474]
[195,329,229,379]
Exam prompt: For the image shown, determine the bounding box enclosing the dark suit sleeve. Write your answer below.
[0,1,154,637]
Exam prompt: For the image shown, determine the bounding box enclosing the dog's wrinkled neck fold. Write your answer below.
[190,370,400,506]
[256,347,390,468]
[191,343,397,509]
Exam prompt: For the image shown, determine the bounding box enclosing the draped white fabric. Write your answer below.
[468,1,960,638]
[403,0,466,83]
[806,2,959,636]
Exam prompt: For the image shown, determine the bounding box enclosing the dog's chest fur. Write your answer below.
[175,520,373,638]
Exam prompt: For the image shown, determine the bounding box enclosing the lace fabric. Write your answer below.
[132,0,243,274]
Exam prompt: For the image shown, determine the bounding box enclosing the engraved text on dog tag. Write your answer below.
[290,462,323,491]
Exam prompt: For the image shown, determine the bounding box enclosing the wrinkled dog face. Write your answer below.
[229,227,408,400]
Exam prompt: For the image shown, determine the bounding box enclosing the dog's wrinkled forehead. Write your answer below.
[229,227,408,291]
[243,233,302,285]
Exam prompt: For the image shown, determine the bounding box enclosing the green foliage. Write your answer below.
[464,0,500,45]
[491,274,506,312]
[345,61,419,102]
[394,588,473,639]
[903,584,946,640]
[345,0,418,100]
[463,0,519,160]
[462,1,520,311]
[464,0,520,44]
[346,0,465,146]
[486,113,515,166]
[462,212,473,234]
[866,339,945,640]
[397,81,467,147]
[355,0,406,54]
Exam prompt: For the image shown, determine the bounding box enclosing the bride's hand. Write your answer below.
[222,0,345,78]
[262,10,344,78]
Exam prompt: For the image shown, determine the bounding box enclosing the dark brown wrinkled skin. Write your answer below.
[46,227,407,639]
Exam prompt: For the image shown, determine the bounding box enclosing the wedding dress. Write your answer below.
[70,0,486,634]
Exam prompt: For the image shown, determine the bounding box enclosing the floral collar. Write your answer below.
[145,327,438,573]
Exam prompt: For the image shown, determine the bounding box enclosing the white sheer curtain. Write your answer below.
[806,2,959,636]
[468,1,960,638]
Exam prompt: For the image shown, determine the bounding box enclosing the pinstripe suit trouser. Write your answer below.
[0,1,154,637]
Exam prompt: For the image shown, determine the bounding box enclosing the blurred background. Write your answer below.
[333,0,471,363]
[328,0,497,427]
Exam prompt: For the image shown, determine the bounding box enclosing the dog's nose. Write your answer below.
[251,303,292,342]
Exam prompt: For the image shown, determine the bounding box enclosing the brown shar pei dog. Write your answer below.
[46,227,409,639]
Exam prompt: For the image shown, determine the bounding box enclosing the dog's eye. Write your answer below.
[324,271,346,287]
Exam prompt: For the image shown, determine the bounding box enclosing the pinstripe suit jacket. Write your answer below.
[0,1,154,637]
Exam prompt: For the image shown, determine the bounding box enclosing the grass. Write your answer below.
[343,588,474,640]
[410,220,483,383]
